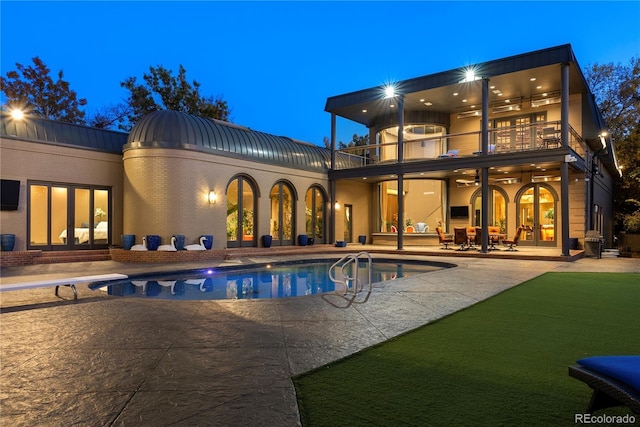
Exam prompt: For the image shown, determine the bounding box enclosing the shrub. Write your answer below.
[623,210,640,233]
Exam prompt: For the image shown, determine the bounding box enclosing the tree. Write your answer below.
[119,64,230,131]
[0,56,87,123]
[585,57,640,231]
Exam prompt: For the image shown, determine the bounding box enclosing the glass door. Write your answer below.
[517,184,556,246]
[28,182,110,250]
[344,204,353,243]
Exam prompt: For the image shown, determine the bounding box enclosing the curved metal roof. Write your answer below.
[125,110,352,172]
[0,112,127,154]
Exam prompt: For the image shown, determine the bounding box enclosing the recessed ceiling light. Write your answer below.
[530,77,537,81]
[424,101,433,106]
[390,104,395,108]
[419,98,425,102]
[462,99,468,103]
[362,109,367,113]
[536,85,542,89]
[505,99,511,103]
[490,85,496,89]
[453,92,459,96]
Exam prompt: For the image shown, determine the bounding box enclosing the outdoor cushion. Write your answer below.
[577,356,640,391]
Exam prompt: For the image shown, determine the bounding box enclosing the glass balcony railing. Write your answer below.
[334,121,586,169]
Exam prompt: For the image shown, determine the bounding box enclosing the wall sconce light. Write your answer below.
[474,170,480,186]
[208,190,217,204]
[335,201,340,210]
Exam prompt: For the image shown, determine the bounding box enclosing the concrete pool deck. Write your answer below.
[1,253,638,426]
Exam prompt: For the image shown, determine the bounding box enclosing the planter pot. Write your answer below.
[146,235,161,251]
[262,235,273,248]
[298,234,308,246]
[1,234,16,251]
[358,235,367,245]
[174,235,185,251]
[335,241,347,247]
[121,234,135,250]
[307,237,315,246]
[416,223,427,233]
[202,234,213,250]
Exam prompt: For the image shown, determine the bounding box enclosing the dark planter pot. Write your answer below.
[262,235,273,248]
[307,237,315,246]
[202,235,213,250]
[174,235,185,251]
[569,238,578,250]
[1,233,16,251]
[146,235,161,251]
[121,234,135,250]
[335,241,347,247]
[358,235,367,245]
[298,234,308,246]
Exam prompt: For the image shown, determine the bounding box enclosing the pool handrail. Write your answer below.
[328,252,373,295]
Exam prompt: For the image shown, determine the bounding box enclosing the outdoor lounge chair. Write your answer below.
[502,226,523,251]
[453,227,469,251]
[568,356,640,415]
[436,227,454,249]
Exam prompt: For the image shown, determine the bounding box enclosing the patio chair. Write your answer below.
[453,227,469,251]
[502,226,523,251]
[436,227,454,250]
[568,356,640,415]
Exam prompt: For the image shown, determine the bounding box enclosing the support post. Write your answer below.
[560,63,570,256]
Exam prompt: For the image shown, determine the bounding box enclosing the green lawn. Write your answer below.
[294,273,640,426]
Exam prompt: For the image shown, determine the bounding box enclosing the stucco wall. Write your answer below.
[0,137,123,251]
[334,180,373,243]
[122,148,329,248]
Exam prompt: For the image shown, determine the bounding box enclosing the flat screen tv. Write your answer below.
[450,205,469,219]
[1,179,20,211]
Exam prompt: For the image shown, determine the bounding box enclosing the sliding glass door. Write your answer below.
[28,182,111,250]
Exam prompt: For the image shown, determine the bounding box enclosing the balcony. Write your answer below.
[334,121,586,169]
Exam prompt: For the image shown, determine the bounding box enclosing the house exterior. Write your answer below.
[0,44,619,261]
[326,44,620,255]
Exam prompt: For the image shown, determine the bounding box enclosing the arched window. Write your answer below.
[226,175,258,248]
[515,183,558,246]
[270,180,296,246]
[470,186,509,232]
[305,185,327,244]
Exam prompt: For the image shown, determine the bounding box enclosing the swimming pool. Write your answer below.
[89,258,453,300]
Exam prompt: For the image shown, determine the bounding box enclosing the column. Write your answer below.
[480,78,490,253]
[560,63,570,256]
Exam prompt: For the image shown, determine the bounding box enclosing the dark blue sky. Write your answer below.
[2,1,639,145]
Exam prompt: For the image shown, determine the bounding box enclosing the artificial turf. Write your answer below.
[293,272,640,426]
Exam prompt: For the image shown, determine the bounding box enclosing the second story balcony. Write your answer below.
[334,121,587,170]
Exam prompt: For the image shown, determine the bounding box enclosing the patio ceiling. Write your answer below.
[325,45,588,130]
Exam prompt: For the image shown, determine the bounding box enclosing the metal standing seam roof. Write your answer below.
[124,109,356,171]
[0,112,128,154]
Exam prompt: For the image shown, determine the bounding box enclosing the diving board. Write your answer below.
[0,273,128,300]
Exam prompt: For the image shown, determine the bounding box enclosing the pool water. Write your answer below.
[89,258,451,300]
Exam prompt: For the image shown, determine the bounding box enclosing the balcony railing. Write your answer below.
[335,121,586,169]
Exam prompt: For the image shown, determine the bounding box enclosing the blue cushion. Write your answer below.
[577,356,640,391]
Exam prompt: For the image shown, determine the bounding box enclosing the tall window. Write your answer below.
[28,182,110,249]
[270,181,295,246]
[378,179,445,232]
[226,175,257,247]
[471,186,508,232]
[305,186,326,243]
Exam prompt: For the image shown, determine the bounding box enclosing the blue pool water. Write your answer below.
[89,258,452,300]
